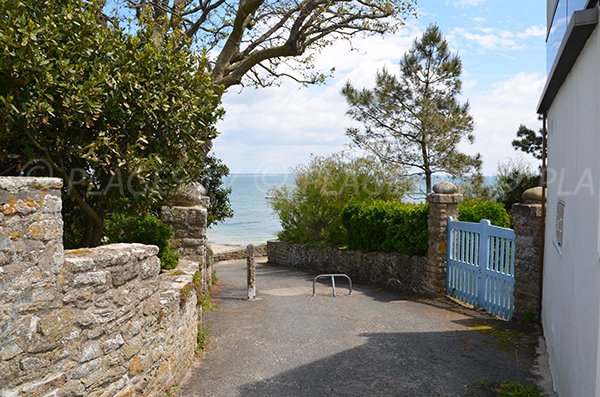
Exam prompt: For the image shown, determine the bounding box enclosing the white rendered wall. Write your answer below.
[544,26,600,397]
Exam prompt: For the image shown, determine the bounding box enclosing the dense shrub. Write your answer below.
[269,153,412,247]
[342,201,428,255]
[492,159,540,211]
[458,199,511,228]
[104,213,179,269]
[0,0,224,247]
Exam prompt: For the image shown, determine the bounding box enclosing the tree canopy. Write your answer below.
[103,0,418,88]
[512,124,543,160]
[342,24,481,194]
[0,0,224,246]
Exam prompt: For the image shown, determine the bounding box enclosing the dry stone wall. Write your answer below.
[0,177,200,396]
[511,202,544,322]
[426,190,462,295]
[162,205,211,292]
[267,186,463,297]
[267,240,430,295]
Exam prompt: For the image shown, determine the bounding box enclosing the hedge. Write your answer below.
[104,213,180,270]
[341,201,428,255]
[458,199,511,228]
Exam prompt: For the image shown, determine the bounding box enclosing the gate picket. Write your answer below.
[446,217,515,320]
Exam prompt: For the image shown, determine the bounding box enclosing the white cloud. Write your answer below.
[213,27,422,174]
[212,17,546,177]
[516,25,546,39]
[464,72,546,174]
[451,0,488,8]
[452,25,546,51]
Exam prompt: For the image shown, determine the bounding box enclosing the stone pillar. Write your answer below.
[161,183,211,291]
[426,182,463,295]
[511,187,545,322]
[0,177,65,392]
[0,177,64,304]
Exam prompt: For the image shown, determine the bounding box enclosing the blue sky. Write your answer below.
[213,0,547,175]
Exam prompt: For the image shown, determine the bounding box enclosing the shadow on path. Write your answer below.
[239,329,531,397]
[177,260,539,397]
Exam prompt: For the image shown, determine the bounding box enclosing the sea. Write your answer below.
[207,174,293,246]
[207,174,497,246]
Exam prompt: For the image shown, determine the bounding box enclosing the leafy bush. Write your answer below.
[492,158,540,211]
[342,201,428,255]
[458,199,511,228]
[269,153,412,247]
[0,0,223,247]
[104,213,179,269]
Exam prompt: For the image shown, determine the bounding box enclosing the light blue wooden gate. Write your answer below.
[446,217,516,320]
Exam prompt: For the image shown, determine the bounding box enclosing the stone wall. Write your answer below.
[511,200,544,322]
[0,177,199,396]
[267,240,430,295]
[267,185,463,297]
[426,186,462,294]
[162,205,211,292]
[211,244,268,263]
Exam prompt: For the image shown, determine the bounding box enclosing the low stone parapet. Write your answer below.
[267,240,430,295]
[0,177,200,396]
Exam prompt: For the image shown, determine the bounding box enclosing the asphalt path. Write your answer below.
[177,259,539,397]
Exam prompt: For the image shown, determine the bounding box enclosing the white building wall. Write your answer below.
[544,26,600,397]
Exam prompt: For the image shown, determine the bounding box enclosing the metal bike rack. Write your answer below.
[312,274,352,297]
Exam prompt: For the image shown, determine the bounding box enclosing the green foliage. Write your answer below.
[211,270,219,286]
[198,291,214,312]
[179,283,194,308]
[492,158,540,211]
[0,0,224,246]
[459,199,511,228]
[342,201,428,255]
[104,1,417,89]
[512,124,543,160]
[269,153,412,247]
[192,270,215,311]
[467,380,542,397]
[498,381,542,397]
[193,271,202,290]
[455,173,493,201]
[342,24,481,194]
[200,154,233,227]
[104,213,180,270]
[196,325,209,354]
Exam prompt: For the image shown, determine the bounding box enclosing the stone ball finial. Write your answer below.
[173,182,208,206]
[522,186,546,204]
[432,181,458,194]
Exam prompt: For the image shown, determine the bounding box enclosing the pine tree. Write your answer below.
[342,24,481,194]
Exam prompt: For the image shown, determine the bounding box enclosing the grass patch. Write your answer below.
[196,324,209,355]
[179,283,194,309]
[211,270,219,285]
[466,380,542,397]
[193,270,202,289]
[192,270,215,311]
[167,270,186,276]
[198,291,215,312]
[498,381,542,397]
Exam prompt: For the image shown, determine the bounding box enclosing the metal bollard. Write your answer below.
[246,244,256,299]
